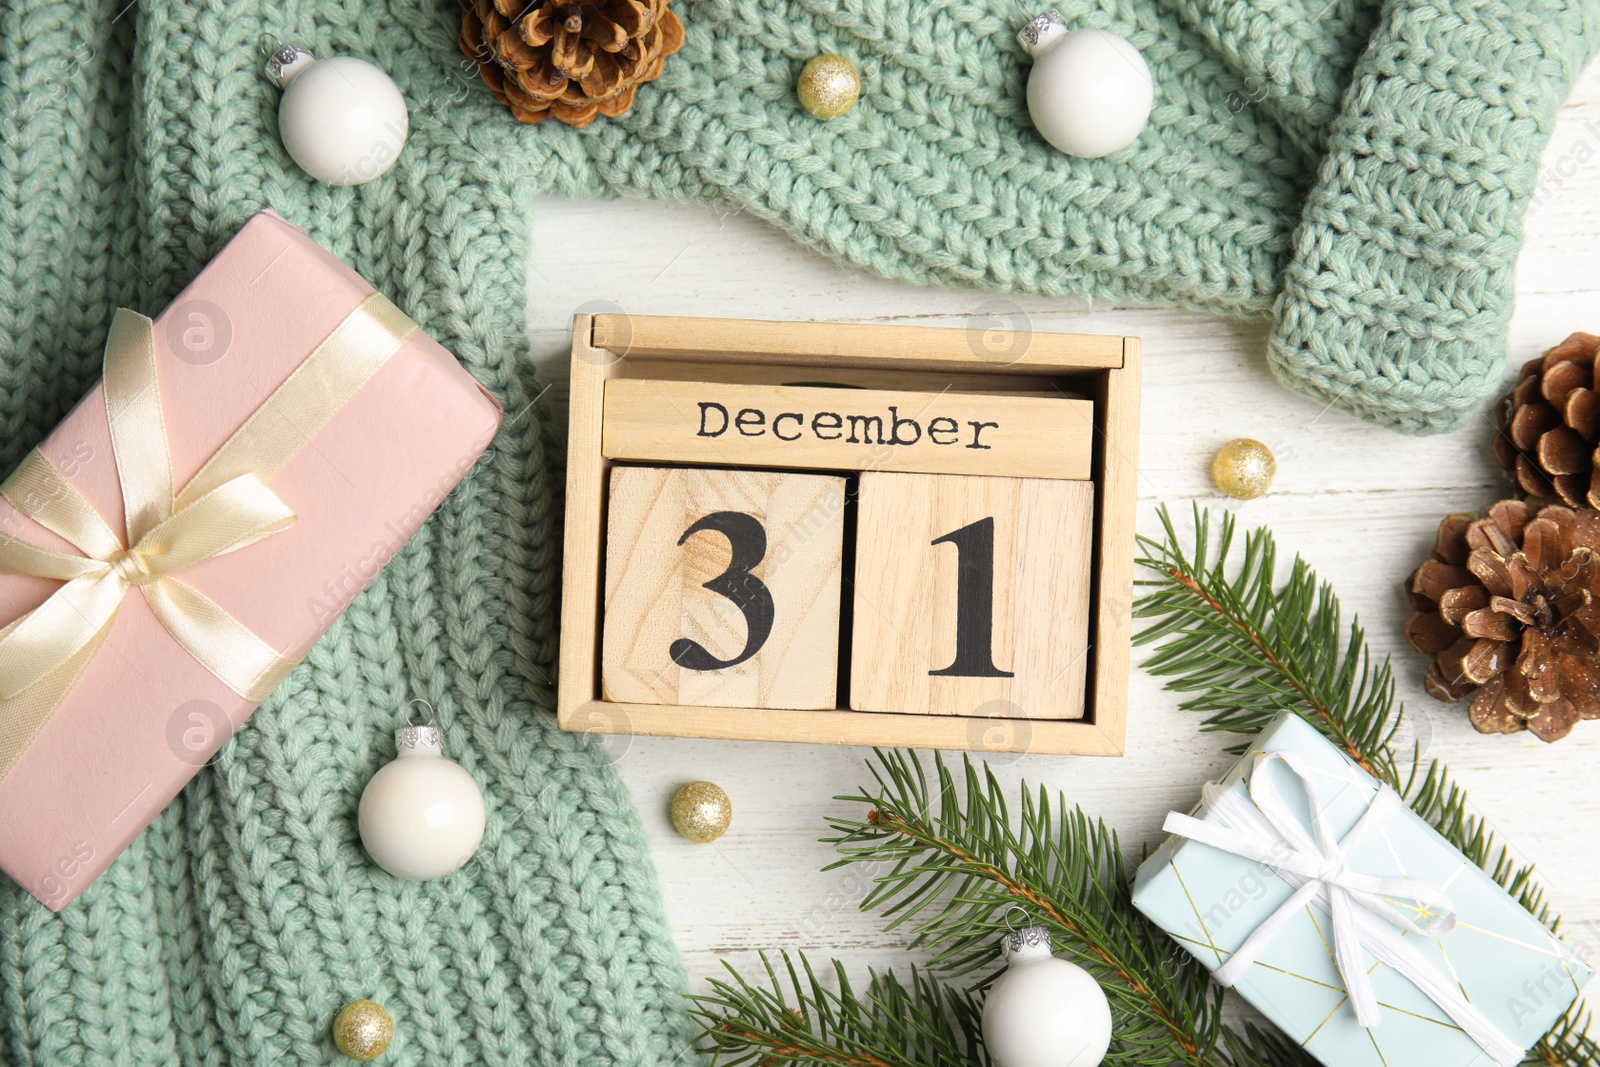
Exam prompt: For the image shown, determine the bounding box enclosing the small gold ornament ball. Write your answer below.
[797,54,860,119]
[332,999,393,1061]
[1211,438,1276,500]
[671,781,732,843]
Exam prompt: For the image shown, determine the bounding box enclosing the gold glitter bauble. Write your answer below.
[1211,439,1276,500]
[332,999,393,1061]
[671,781,732,843]
[797,54,860,119]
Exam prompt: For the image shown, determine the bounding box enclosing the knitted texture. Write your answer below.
[501,0,1592,435]
[0,0,1598,1064]
[0,2,695,1066]
[1270,0,1600,432]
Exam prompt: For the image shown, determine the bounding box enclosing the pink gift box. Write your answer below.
[0,210,502,910]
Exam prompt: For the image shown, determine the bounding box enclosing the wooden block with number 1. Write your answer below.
[603,466,846,710]
[849,472,1094,720]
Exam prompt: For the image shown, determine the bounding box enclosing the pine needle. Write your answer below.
[687,953,987,1067]
[824,750,1235,1067]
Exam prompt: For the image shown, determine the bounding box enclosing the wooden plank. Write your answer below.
[1086,337,1142,753]
[616,356,1084,396]
[602,379,1094,480]
[557,316,611,719]
[849,473,1095,720]
[601,467,845,710]
[592,314,1125,373]
[563,699,1125,756]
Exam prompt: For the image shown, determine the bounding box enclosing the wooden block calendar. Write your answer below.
[559,314,1142,756]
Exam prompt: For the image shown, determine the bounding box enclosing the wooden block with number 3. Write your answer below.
[849,472,1094,719]
[603,466,846,710]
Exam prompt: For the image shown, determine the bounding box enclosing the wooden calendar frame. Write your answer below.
[556,313,1142,756]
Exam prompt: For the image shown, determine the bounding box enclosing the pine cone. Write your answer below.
[459,0,685,128]
[1492,332,1600,508]
[1405,500,1600,742]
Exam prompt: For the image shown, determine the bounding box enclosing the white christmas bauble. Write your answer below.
[982,927,1113,1067]
[1019,16,1152,159]
[358,722,486,880]
[269,46,409,186]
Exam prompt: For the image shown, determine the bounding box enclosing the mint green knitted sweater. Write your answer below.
[0,0,1596,1065]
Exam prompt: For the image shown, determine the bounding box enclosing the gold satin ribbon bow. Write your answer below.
[0,292,419,783]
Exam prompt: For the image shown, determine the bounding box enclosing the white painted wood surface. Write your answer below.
[525,59,1600,1032]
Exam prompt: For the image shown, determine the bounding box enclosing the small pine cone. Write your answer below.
[459,0,685,128]
[1492,332,1600,508]
[1405,500,1600,742]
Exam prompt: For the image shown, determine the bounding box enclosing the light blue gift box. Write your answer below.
[1131,711,1591,1067]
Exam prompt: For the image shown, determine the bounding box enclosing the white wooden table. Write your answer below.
[525,59,1600,1018]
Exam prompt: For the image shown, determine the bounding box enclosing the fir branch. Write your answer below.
[1135,504,1597,1067]
[1133,504,1401,783]
[821,750,1272,1067]
[687,953,986,1067]
[691,744,1309,1067]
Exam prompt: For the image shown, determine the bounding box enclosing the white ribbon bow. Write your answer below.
[1164,750,1524,1067]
